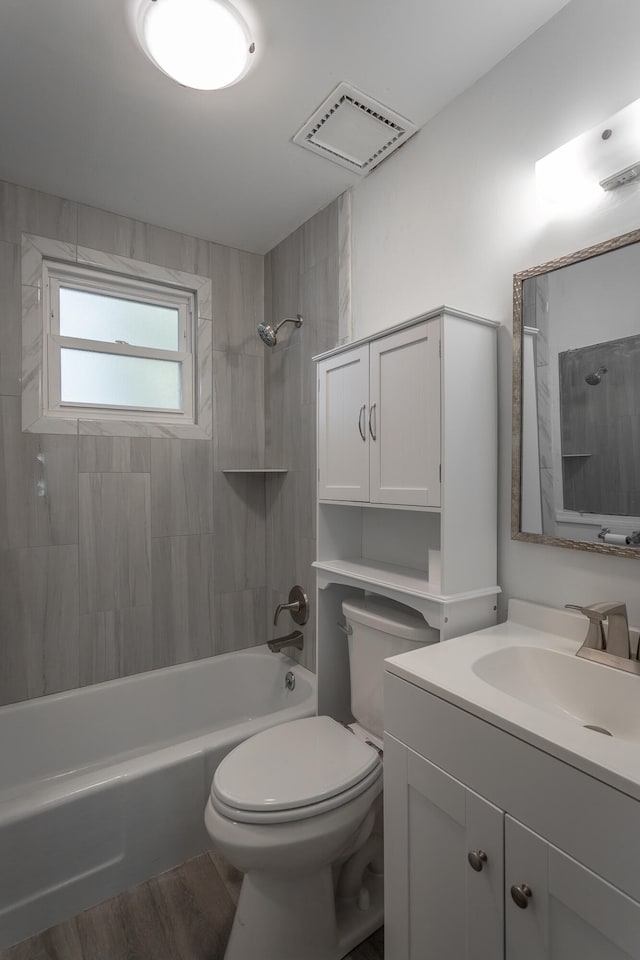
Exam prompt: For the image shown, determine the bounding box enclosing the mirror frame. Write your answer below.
[512,225,640,559]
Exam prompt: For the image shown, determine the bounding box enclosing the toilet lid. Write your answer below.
[212,716,380,813]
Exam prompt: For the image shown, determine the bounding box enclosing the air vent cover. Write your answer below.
[293,82,417,175]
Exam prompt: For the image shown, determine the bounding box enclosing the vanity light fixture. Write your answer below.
[134,0,255,90]
[536,96,640,215]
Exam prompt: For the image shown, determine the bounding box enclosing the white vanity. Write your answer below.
[384,599,640,959]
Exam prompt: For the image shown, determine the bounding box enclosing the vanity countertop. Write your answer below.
[385,598,640,803]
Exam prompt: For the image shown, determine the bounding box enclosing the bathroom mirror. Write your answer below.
[512,226,640,558]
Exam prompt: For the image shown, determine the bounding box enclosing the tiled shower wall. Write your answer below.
[264,200,341,672]
[0,180,267,706]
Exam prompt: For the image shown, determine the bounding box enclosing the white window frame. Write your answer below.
[44,262,195,423]
[21,234,213,440]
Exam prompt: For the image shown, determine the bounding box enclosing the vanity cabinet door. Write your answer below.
[369,320,441,506]
[505,816,640,960]
[385,735,503,960]
[318,345,369,501]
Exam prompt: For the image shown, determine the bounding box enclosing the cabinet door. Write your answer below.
[505,816,640,960]
[318,346,369,501]
[369,321,440,506]
[385,737,503,960]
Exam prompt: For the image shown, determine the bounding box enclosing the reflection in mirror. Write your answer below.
[512,227,640,557]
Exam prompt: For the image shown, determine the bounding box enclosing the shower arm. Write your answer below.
[273,314,303,335]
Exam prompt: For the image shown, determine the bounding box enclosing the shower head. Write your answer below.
[257,314,303,347]
[257,323,277,347]
[585,365,608,386]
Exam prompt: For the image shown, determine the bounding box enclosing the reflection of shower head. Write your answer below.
[257,314,303,347]
[585,365,608,385]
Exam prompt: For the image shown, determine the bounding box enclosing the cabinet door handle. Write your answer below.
[358,404,367,442]
[369,402,377,441]
[510,884,532,909]
[467,850,488,872]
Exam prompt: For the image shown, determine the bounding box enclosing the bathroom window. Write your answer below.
[45,263,194,421]
[22,235,213,439]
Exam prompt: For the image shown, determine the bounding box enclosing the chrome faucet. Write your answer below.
[268,585,309,654]
[273,585,309,626]
[565,601,640,675]
[268,631,304,654]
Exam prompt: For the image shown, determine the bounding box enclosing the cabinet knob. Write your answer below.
[510,883,533,909]
[467,850,488,872]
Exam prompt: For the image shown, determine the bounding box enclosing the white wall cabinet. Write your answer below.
[384,672,640,960]
[317,344,370,502]
[314,308,500,720]
[318,322,440,507]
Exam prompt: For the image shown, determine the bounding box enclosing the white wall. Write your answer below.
[349,0,640,623]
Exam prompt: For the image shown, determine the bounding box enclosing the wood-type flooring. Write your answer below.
[0,852,384,960]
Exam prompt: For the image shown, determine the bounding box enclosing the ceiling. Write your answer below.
[0,0,570,254]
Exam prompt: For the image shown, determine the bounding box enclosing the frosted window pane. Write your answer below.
[60,288,180,350]
[61,349,182,410]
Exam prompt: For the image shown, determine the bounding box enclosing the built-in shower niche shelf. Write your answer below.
[561,453,592,458]
[222,468,288,474]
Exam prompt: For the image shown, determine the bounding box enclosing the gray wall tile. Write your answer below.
[0,240,21,397]
[264,198,341,673]
[301,254,340,376]
[77,203,210,276]
[78,607,153,686]
[212,351,264,468]
[337,190,353,343]
[212,472,266,593]
[213,588,267,655]
[211,243,264,355]
[151,439,214,536]
[79,437,151,473]
[79,473,151,614]
[152,535,215,666]
[0,180,77,245]
[0,545,80,703]
[0,395,78,548]
[301,200,338,273]
[270,234,302,331]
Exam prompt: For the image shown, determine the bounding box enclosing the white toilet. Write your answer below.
[204,595,438,960]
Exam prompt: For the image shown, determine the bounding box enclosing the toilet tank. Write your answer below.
[342,596,439,739]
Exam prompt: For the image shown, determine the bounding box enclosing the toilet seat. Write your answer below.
[211,716,382,824]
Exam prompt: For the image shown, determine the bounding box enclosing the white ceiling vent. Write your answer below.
[293,82,417,175]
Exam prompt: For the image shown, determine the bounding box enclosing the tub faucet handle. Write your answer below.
[273,585,309,626]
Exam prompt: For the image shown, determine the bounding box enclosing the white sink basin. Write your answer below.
[385,598,640,801]
[472,644,640,742]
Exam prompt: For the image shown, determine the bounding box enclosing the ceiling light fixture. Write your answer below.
[134,0,255,91]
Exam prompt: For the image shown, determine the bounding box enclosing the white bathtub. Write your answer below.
[0,646,316,949]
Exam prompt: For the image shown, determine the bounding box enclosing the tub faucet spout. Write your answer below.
[268,630,304,654]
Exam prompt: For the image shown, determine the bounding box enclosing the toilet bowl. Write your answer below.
[204,596,438,960]
[205,716,383,960]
